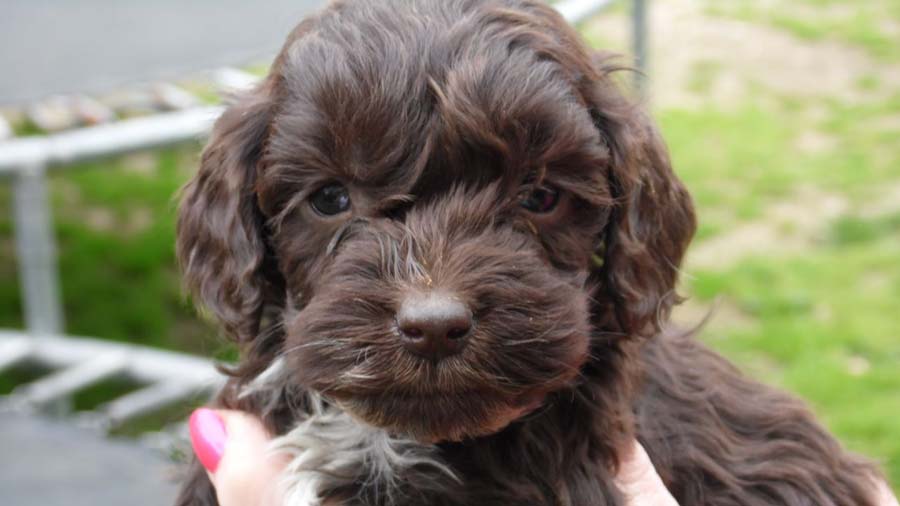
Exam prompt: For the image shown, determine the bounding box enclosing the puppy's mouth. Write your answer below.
[330,385,552,443]
[287,313,590,442]
[288,315,590,442]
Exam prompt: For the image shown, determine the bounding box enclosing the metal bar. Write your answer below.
[632,0,648,93]
[214,67,260,93]
[0,115,11,141]
[0,106,223,176]
[556,0,616,24]
[12,164,64,335]
[0,331,221,385]
[101,381,213,427]
[0,338,32,373]
[13,352,128,406]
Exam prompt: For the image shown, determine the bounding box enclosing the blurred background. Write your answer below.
[0,0,897,503]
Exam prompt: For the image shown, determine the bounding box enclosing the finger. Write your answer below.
[875,479,899,506]
[213,409,285,483]
[188,409,283,476]
[614,440,679,506]
[189,408,227,475]
[189,409,291,506]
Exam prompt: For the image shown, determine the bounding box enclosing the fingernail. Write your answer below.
[189,408,226,473]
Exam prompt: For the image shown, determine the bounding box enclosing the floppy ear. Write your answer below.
[586,62,697,339]
[176,81,279,343]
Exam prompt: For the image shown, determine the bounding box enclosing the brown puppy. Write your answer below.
[174,1,884,504]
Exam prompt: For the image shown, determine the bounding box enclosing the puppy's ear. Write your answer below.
[176,81,279,343]
[586,61,696,338]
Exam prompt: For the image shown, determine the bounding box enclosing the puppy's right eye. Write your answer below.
[310,183,351,216]
[520,185,560,214]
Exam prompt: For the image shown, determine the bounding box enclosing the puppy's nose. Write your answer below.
[397,293,472,360]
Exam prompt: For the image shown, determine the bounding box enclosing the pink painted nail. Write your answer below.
[189,408,227,473]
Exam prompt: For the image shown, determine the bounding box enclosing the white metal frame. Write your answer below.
[0,330,223,433]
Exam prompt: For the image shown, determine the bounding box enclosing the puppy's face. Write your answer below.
[178,0,695,443]
[274,184,599,441]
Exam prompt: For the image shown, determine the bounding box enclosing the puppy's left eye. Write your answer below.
[520,185,560,213]
[310,183,351,216]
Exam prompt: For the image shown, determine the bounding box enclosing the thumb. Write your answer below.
[189,408,228,475]
[189,408,290,506]
[614,440,679,506]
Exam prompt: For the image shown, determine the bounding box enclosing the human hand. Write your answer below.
[188,408,290,506]
[614,440,679,506]
[876,479,899,506]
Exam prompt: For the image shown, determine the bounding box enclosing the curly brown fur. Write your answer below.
[174,1,884,505]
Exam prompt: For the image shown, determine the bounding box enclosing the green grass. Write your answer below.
[685,60,724,95]
[705,0,900,62]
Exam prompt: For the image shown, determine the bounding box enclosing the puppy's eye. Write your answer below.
[310,183,351,216]
[520,185,560,213]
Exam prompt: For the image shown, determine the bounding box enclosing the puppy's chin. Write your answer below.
[333,389,549,443]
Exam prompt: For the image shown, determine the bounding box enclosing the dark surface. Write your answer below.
[0,0,325,105]
[0,411,181,506]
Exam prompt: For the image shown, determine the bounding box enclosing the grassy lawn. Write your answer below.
[704,0,900,62]
[0,0,896,491]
